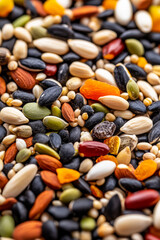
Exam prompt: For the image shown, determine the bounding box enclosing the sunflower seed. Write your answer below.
[137,80,158,101]
[41,53,63,64]
[98,96,129,111]
[92,30,117,45]
[95,68,117,86]
[18,57,46,72]
[13,40,27,59]
[0,107,29,125]
[69,61,94,78]
[14,27,32,43]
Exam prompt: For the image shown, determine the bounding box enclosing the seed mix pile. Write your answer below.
[1,0,160,239]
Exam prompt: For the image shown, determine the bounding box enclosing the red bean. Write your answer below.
[44,64,57,76]
[102,38,125,60]
[79,141,109,157]
[145,233,160,240]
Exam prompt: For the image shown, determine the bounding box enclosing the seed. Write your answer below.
[0,215,15,237]
[153,201,160,230]
[30,26,48,39]
[120,116,153,135]
[91,103,109,114]
[148,121,160,144]
[119,178,143,192]
[79,140,109,157]
[137,142,152,150]
[125,39,144,56]
[143,152,156,160]
[113,110,135,120]
[2,164,37,198]
[69,61,94,78]
[79,158,93,173]
[34,143,60,159]
[13,40,27,59]
[0,107,29,125]
[33,37,69,55]
[2,24,14,40]
[43,116,68,131]
[16,148,31,163]
[127,79,139,100]
[115,0,133,26]
[0,48,11,65]
[22,103,51,120]
[95,68,117,86]
[135,10,152,33]
[117,146,131,165]
[2,134,16,146]
[14,27,32,43]
[126,63,146,80]
[19,57,46,72]
[147,72,160,86]
[16,138,27,151]
[41,53,63,64]
[60,188,82,204]
[80,217,96,231]
[8,61,18,71]
[13,15,31,28]
[66,77,82,91]
[32,85,43,99]
[92,30,117,45]
[98,96,129,111]
[38,86,62,107]
[85,161,116,181]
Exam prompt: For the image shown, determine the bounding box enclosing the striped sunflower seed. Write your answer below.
[68,39,99,59]
[120,116,153,135]
[69,61,94,78]
[0,107,29,125]
[33,37,69,55]
[14,27,32,43]
[92,30,117,45]
[137,80,158,101]
[95,68,117,86]
[41,53,63,64]
[98,96,129,110]
[13,40,28,59]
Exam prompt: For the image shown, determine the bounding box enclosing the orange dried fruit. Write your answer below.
[149,6,160,33]
[56,168,80,184]
[134,160,157,181]
[0,0,14,17]
[104,136,121,155]
[90,185,103,198]
[0,76,6,95]
[102,0,118,10]
[137,57,147,68]
[43,0,64,16]
[80,79,120,100]
[96,155,118,165]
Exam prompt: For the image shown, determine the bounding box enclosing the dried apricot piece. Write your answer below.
[102,0,118,10]
[43,0,65,16]
[104,136,121,155]
[56,168,80,184]
[90,185,103,198]
[0,0,14,17]
[96,155,118,165]
[80,79,120,100]
[134,160,157,181]
[137,57,147,68]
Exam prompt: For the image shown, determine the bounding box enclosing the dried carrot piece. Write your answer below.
[96,155,118,165]
[43,0,64,16]
[134,160,157,181]
[56,168,80,184]
[104,136,121,155]
[80,79,120,100]
[90,185,103,198]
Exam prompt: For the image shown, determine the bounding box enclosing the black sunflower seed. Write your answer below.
[40,79,61,89]
[114,117,126,135]
[62,52,81,63]
[0,100,6,110]
[152,112,160,124]
[144,176,160,190]
[59,143,75,164]
[85,112,105,130]
[0,125,7,142]
[73,31,91,41]
[13,90,35,104]
[145,51,160,65]
[140,39,153,50]
[72,23,93,33]
[100,175,117,192]
[64,156,80,170]
[97,9,114,19]
[103,194,121,221]
[30,175,45,196]
[114,63,130,91]
[9,6,24,20]
[120,29,145,40]
[128,100,147,114]
[70,93,84,110]
[73,177,91,194]
[57,63,69,86]
[19,57,46,72]
[38,86,62,106]
[12,202,28,224]
[32,133,49,145]
[42,220,58,240]
[119,178,143,192]
[2,37,16,52]
[148,120,160,144]
[71,198,93,215]
[49,133,62,150]
[69,126,81,143]
[28,48,42,58]
[148,32,160,43]
[111,51,128,65]
[28,120,46,135]
[48,24,74,40]
[101,21,125,35]
[59,220,79,232]
[148,101,160,112]
[125,63,147,79]
[47,206,71,220]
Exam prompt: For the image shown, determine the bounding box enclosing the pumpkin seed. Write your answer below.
[80,217,96,231]
[22,103,51,120]
[91,103,109,114]
[43,116,68,131]
[0,215,15,238]
[60,188,82,204]
[51,106,61,118]
[125,39,144,56]
[127,79,139,100]
[30,26,49,39]
[34,143,60,159]
[13,15,31,28]
[16,148,31,163]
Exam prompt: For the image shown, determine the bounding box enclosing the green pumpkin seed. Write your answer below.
[60,188,82,204]
[13,15,31,28]
[43,116,68,131]
[91,103,109,114]
[62,183,74,191]
[34,143,60,159]
[16,148,31,163]
[80,217,96,231]
[22,103,51,120]
[30,26,49,39]
[51,106,61,118]
[125,39,144,56]
[0,215,15,237]
[127,79,139,100]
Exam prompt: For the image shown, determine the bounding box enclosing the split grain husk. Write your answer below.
[98,96,129,110]
[69,61,94,78]
[137,80,158,101]
[120,116,153,135]
[0,107,29,125]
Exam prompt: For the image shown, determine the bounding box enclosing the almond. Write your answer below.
[62,103,75,122]
[29,190,54,219]
[24,136,33,147]
[114,164,136,179]
[72,6,99,19]
[131,0,152,10]
[13,221,42,240]
[40,170,61,190]
[35,154,62,172]
[0,172,8,188]
[4,142,18,164]
[0,198,17,211]
[0,76,6,95]
[10,67,36,90]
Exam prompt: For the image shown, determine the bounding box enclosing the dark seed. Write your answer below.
[42,220,58,240]
[0,18,10,29]
[30,175,45,196]
[70,93,84,110]
[114,117,126,135]
[19,57,46,72]
[144,176,160,190]
[62,52,81,63]
[135,150,145,160]
[152,112,160,124]
[0,100,6,110]
[13,90,35,104]
[126,21,137,29]
[111,51,128,65]
[48,24,74,40]
[148,101,160,112]
[125,63,147,79]
[101,21,125,35]
[49,133,62,150]
[25,156,38,166]
[103,194,121,221]
[98,9,114,19]
[145,51,160,65]
[72,23,92,33]
[28,48,42,58]
[47,206,71,220]
[28,120,46,135]
[73,31,91,41]
[9,6,24,20]
[120,29,145,40]
[71,198,93,215]
[148,32,160,43]
[69,126,81,143]
[59,129,69,143]
[119,178,143,192]
[114,63,130,91]
[100,175,117,192]
[38,86,62,106]
[140,39,153,50]
[84,0,102,6]
[123,210,146,215]
[57,63,69,86]
[81,105,94,117]
[138,134,148,143]
[0,125,7,142]
[32,133,49,145]
[40,79,60,89]
[2,37,16,52]
[148,120,160,144]
[59,220,79,232]
[3,163,14,176]
[128,100,147,114]
[44,64,57,77]
[92,121,116,140]
[12,202,28,224]
[23,190,36,208]
[59,143,75,164]
[61,15,71,27]
[64,156,81,170]
[73,177,91,194]
[84,60,93,68]
[85,112,105,130]
[130,159,138,169]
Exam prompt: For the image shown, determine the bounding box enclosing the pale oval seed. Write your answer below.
[95,68,117,86]
[137,80,158,101]
[137,142,152,150]
[113,110,135,120]
[115,0,133,26]
[153,200,160,230]
[41,52,63,64]
[135,10,153,33]
[98,96,129,111]
[0,107,29,125]
[2,23,14,40]
[14,27,32,43]
[92,30,117,45]
[69,61,94,78]
[147,72,160,86]
[13,40,28,59]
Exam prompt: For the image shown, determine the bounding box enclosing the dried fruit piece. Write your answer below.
[43,0,65,16]
[0,0,14,17]
[103,0,117,10]
[80,79,120,100]
[92,121,116,140]
[104,136,121,155]
[90,185,103,198]
[134,160,157,181]
[79,141,109,157]
[56,168,80,184]
[72,6,99,19]
[96,155,118,165]
[102,38,125,60]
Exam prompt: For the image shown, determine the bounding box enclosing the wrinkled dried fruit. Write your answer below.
[134,160,157,181]
[90,185,103,198]
[56,168,80,184]
[92,121,116,140]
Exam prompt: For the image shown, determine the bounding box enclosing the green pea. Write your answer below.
[0,215,15,237]
[80,217,96,231]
